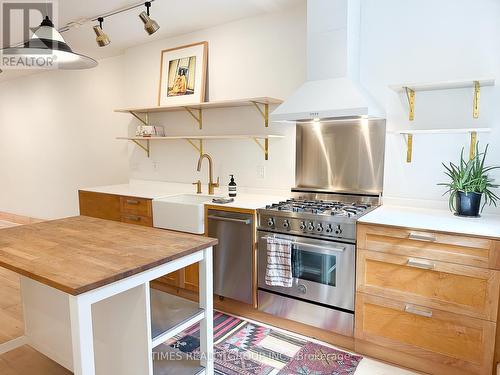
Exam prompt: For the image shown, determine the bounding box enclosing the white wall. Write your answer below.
[123,5,306,191]
[0,56,129,219]
[361,0,500,212]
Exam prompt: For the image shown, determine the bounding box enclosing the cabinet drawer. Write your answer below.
[357,223,497,269]
[357,250,500,321]
[355,293,496,375]
[120,214,152,227]
[120,196,152,217]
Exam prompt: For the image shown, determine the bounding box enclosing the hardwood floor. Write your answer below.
[0,346,71,375]
[0,221,24,345]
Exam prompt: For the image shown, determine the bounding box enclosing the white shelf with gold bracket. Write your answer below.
[391,128,492,163]
[389,79,495,121]
[117,135,284,160]
[115,97,282,130]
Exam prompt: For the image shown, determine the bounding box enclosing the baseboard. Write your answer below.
[0,336,27,355]
[0,211,44,225]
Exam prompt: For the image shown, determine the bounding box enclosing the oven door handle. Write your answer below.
[261,236,345,254]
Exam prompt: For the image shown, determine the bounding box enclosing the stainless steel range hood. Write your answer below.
[271,0,384,122]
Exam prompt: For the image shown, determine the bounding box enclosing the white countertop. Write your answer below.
[80,180,289,211]
[80,180,192,199]
[359,205,500,239]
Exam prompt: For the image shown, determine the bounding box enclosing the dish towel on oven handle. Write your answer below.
[265,237,293,287]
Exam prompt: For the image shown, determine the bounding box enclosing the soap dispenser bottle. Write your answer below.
[228,175,237,197]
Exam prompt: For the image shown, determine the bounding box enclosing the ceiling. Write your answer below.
[0,0,304,81]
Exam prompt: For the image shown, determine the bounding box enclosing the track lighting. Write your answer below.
[93,17,110,47]
[139,1,160,35]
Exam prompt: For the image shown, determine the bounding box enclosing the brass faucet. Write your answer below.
[197,153,219,195]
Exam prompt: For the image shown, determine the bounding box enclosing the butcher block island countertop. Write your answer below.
[0,216,217,295]
[0,216,218,375]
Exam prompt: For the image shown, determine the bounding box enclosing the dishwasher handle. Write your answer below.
[207,215,251,225]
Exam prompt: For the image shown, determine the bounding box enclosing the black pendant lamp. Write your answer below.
[1,16,97,70]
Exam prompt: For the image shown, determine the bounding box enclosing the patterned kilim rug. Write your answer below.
[166,311,362,375]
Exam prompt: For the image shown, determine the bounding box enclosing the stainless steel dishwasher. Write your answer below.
[207,209,254,305]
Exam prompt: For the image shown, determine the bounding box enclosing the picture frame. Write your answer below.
[157,41,208,106]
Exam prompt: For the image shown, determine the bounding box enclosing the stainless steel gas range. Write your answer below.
[256,120,386,337]
[257,194,378,337]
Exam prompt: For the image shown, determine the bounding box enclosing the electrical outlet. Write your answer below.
[152,161,160,172]
[257,165,266,179]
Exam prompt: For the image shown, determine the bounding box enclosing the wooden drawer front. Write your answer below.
[120,196,152,217]
[355,293,495,375]
[357,250,500,321]
[79,191,121,221]
[120,214,152,227]
[357,224,494,269]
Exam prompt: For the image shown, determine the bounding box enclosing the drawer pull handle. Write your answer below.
[408,232,437,242]
[126,199,140,205]
[405,304,433,318]
[407,258,435,270]
[125,215,141,222]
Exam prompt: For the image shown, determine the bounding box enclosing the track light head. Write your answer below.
[93,17,110,47]
[139,2,160,35]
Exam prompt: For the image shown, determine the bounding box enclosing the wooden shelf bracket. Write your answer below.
[186,139,203,156]
[251,101,269,128]
[131,139,150,157]
[184,107,203,129]
[404,87,416,121]
[253,138,269,160]
[473,81,480,119]
[129,111,149,126]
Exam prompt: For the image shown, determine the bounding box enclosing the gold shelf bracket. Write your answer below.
[251,101,269,128]
[131,139,150,158]
[253,137,269,160]
[469,131,478,160]
[129,111,149,126]
[402,133,413,163]
[404,87,416,121]
[184,107,203,129]
[473,81,480,119]
[186,139,203,156]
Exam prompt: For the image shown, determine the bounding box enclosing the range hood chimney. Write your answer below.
[271,0,384,122]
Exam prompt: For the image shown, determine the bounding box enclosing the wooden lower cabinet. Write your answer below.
[355,293,496,375]
[356,223,500,375]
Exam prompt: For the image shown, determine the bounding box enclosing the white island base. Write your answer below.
[2,247,214,375]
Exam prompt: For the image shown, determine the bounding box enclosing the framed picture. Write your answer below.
[157,41,208,106]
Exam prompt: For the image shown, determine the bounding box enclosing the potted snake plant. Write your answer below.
[438,144,499,217]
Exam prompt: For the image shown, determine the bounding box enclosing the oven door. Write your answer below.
[257,230,355,311]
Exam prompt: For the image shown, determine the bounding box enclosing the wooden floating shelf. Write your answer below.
[115,97,283,130]
[393,128,491,163]
[389,78,495,121]
[392,128,492,135]
[117,134,285,160]
[389,79,495,93]
[117,135,284,140]
[115,97,283,114]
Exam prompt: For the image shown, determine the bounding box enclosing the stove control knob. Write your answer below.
[283,220,290,229]
[299,221,306,231]
[297,284,307,294]
[267,218,275,227]
[325,225,333,234]
[316,224,323,233]
[334,225,343,235]
[307,222,314,231]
